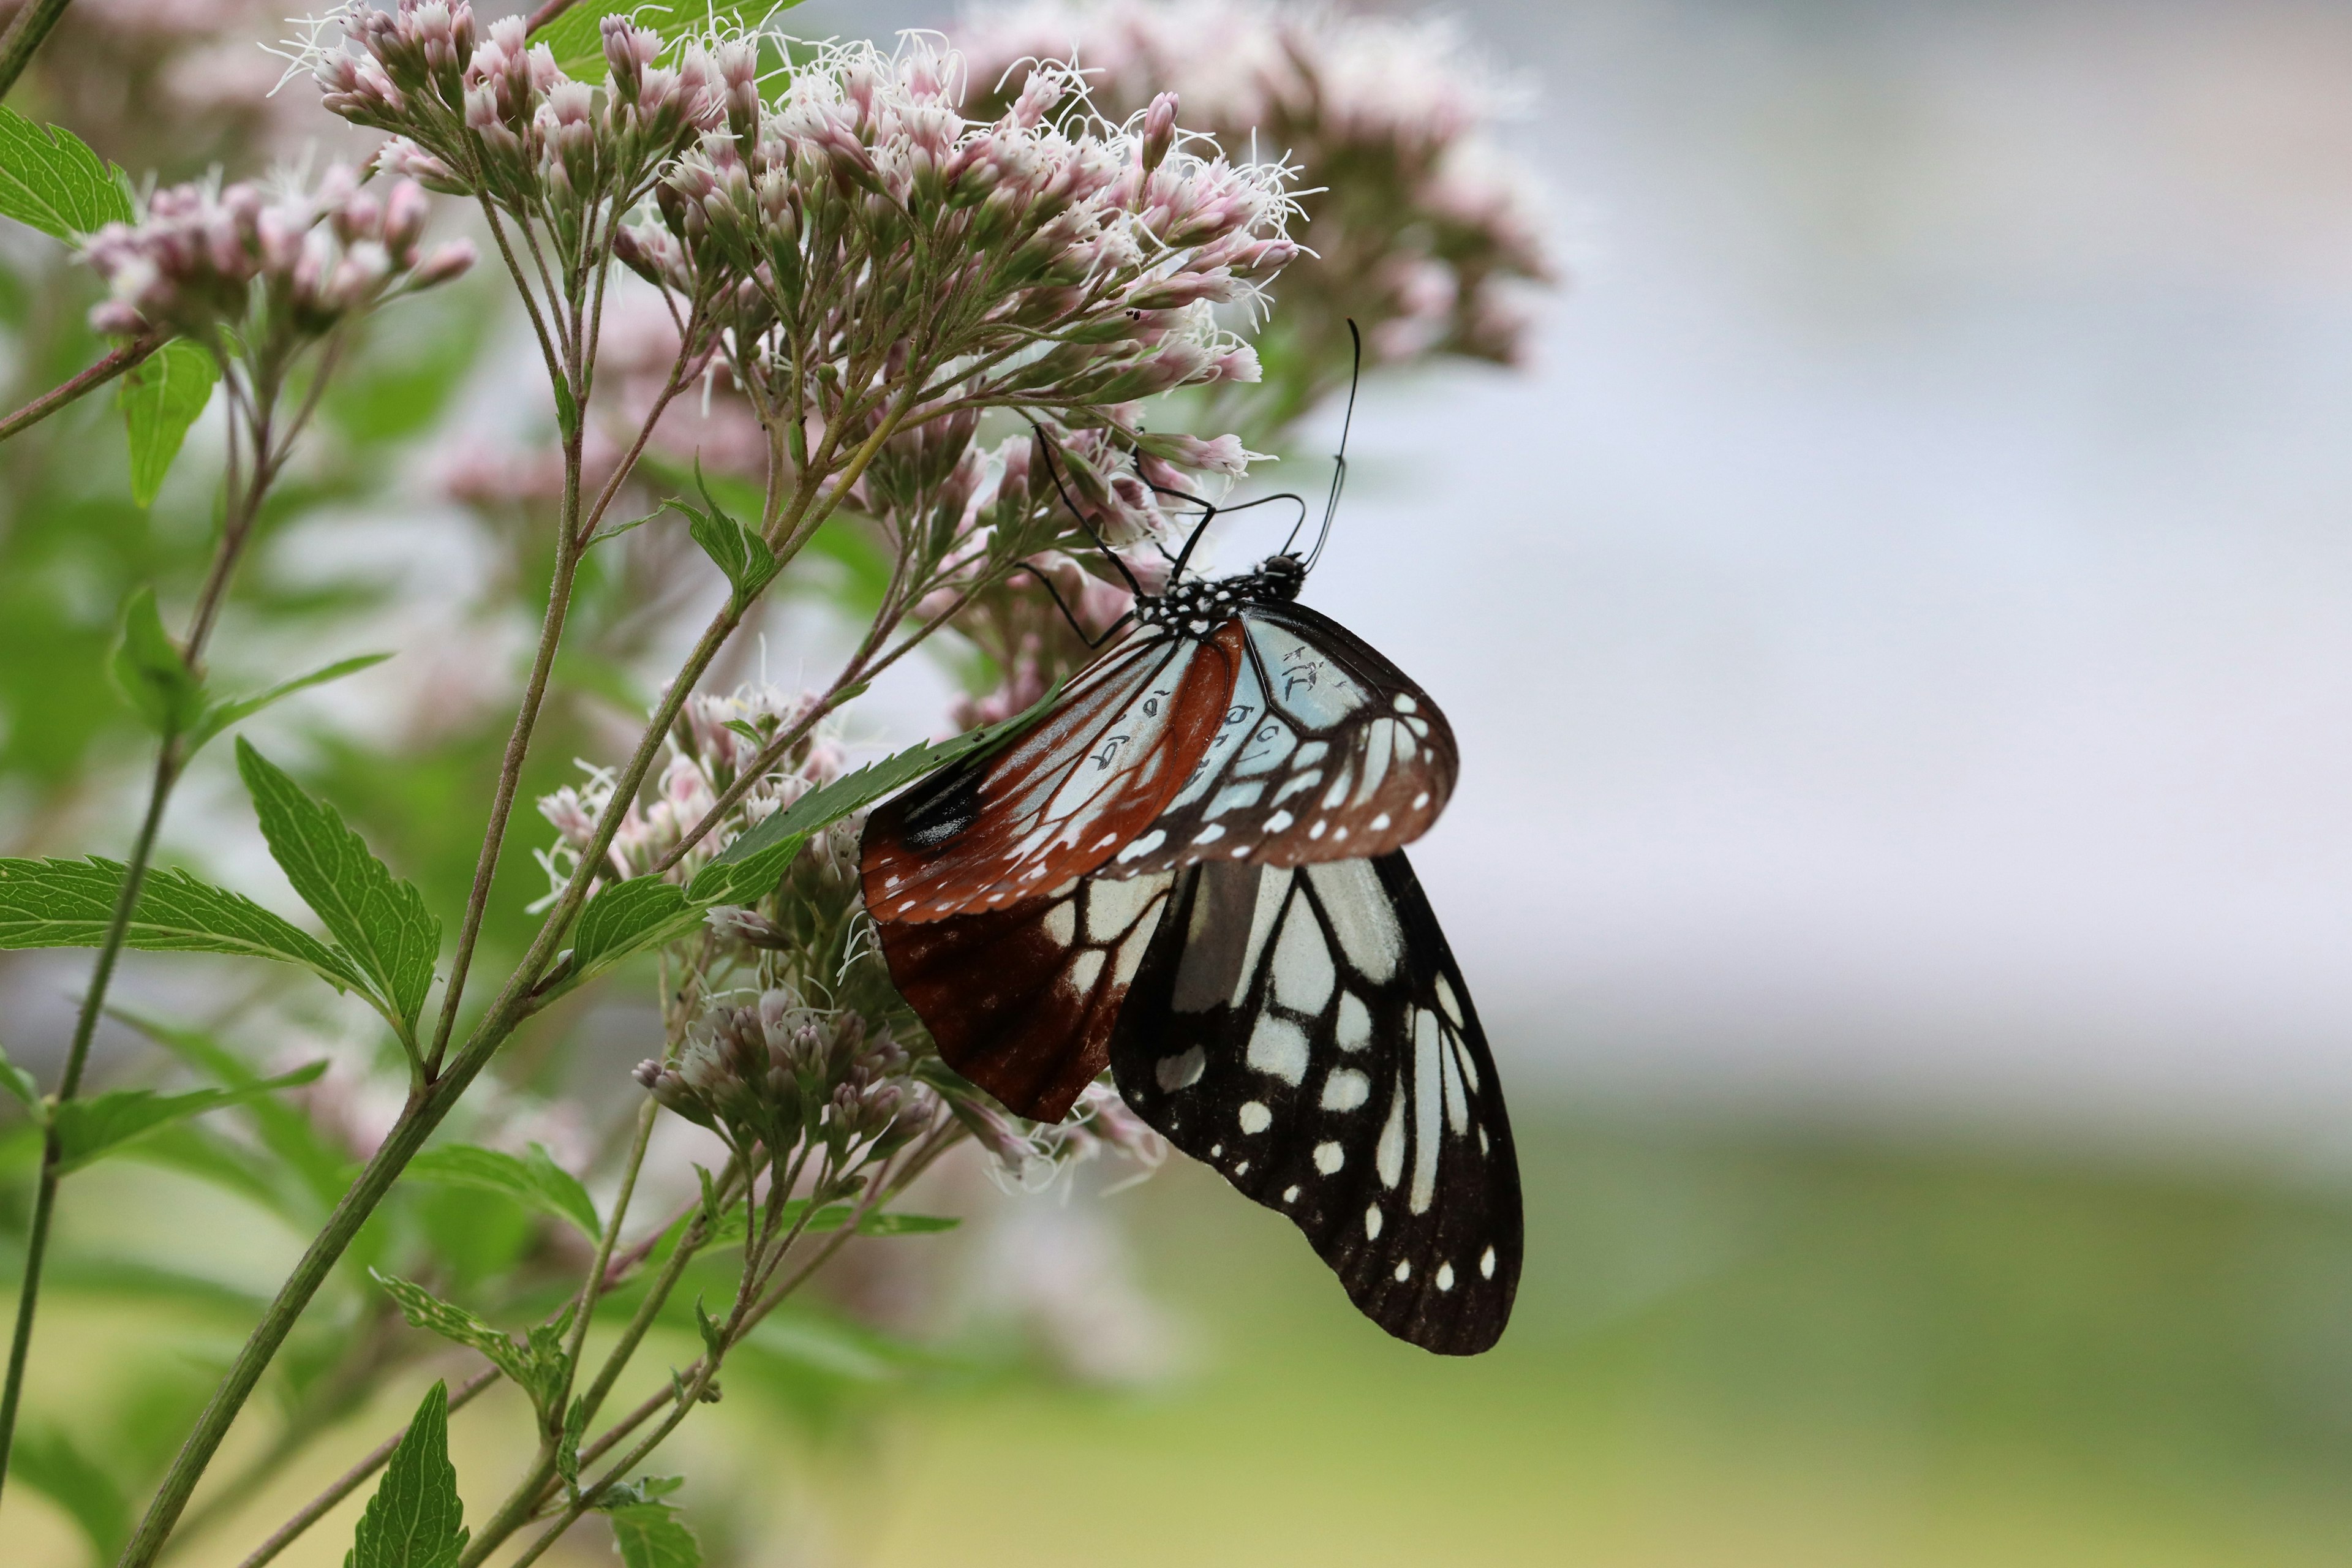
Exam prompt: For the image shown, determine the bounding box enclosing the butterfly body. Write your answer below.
[862,542,1519,1353]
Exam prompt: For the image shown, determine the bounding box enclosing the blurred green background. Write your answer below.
[12,0,2352,1563]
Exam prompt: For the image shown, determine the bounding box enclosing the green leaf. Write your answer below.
[605,1498,703,1568]
[673,464,778,609]
[119,339,219,507]
[0,1039,39,1115]
[186,652,394,755]
[538,0,802,81]
[0,103,132,240]
[237,739,441,1034]
[551,375,579,441]
[407,1142,601,1240]
[346,1382,469,1568]
[682,828,804,907]
[706,680,1067,876]
[0,856,372,997]
[565,875,697,981]
[701,1198,958,1246]
[110,586,203,736]
[372,1273,571,1416]
[51,1060,328,1174]
[114,1007,353,1205]
[116,1120,308,1217]
[372,1272,535,1388]
[9,1425,130,1563]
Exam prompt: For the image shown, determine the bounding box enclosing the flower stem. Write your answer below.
[0,390,276,1504]
[0,337,158,444]
[0,0,71,99]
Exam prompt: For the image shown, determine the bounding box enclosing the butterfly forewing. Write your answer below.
[1104,603,1457,877]
[862,626,1235,922]
[876,872,1176,1121]
[1107,852,1521,1354]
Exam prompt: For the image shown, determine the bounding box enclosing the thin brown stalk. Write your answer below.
[0,337,159,442]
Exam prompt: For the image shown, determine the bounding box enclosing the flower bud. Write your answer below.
[1140,91,1177,172]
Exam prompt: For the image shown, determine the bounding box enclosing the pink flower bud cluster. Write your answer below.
[612,33,1294,422]
[952,1080,1164,1195]
[304,2,726,228]
[956,0,1553,371]
[636,989,921,1161]
[83,164,473,341]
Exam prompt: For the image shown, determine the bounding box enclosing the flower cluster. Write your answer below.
[957,0,1554,393]
[636,990,929,1168]
[82,164,473,343]
[535,679,842,898]
[953,1081,1167,1196]
[300,1,723,246]
[613,33,1294,442]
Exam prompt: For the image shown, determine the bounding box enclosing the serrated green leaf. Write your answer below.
[0,104,133,240]
[119,339,219,507]
[406,1142,601,1240]
[707,679,1066,875]
[565,875,697,980]
[51,1060,327,1174]
[683,829,804,906]
[110,586,203,736]
[605,1498,702,1568]
[556,1396,587,1491]
[372,1272,535,1388]
[593,1476,684,1511]
[237,740,441,1035]
[346,1382,469,1568]
[186,652,393,755]
[9,1425,130,1563]
[673,463,778,609]
[0,1039,39,1114]
[0,856,372,997]
[551,375,579,440]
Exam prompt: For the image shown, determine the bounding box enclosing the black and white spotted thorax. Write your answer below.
[1133,553,1307,637]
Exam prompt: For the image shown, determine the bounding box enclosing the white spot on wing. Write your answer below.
[1292,740,1330,769]
[1313,1141,1344,1174]
[1114,827,1167,864]
[1272,771,1321,805]
[1375,1080,1406,1188]
[1392,694,1417,713]
[1084,872,1164,940]
[1320,1068,1370,1110]
[1238,1101,1272,1134]
[1264,809,1294,834]
[1479,1245,1496,1279]
[1393,1261,1411,1282]
[1192,823,1226,845]
[1436,1262,1455,1291]
[1246,1015,1310,1085]
[1063,948,1105,998]
[1365,1205,1383,1239]
[1305,861,1403,982]
[1270,902,1335,1012]
[1041,900,1076,947]
[1283,1185,1300,1203]
[1228,869,1289,1007]
[1336,993,1373,1051]
[1410,1007,1442,1214]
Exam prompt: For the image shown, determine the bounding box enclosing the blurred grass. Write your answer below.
[870,1110,2352,1568]
[11,1107,2352,1566]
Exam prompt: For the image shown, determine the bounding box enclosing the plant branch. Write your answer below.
[0,0,70,99]
[0,337,159,443]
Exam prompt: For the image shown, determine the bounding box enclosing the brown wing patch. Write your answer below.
[861,628,1236,923]
[1102,603,1458,878]
[876,873,1175,1121]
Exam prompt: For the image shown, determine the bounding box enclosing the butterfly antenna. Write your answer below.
[1017,562,1132,650]
[1295,319,1363,573]
[1025,421,1146,599]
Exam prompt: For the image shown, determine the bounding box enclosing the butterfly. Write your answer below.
[858,402,1521,1354]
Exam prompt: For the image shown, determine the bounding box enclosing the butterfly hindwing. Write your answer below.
[1105,602,1458,877]
[876,871,1177,1121]
[862,626,1236,922]
[1107,852,1520,1354]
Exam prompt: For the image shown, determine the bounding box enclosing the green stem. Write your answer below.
[0,0,70,99]
[0,337,158,443]
[0,382,278,1501]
